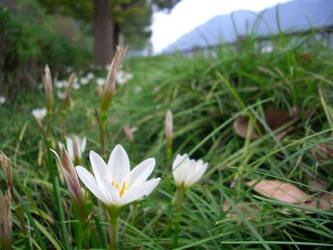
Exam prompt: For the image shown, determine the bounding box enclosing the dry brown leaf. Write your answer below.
[233,115,260,139]
[301,193,333,214]
[246,179,311,204]
[233,105,300,139]
[312,144,333,162]
[308,179,327,193]
[223,200,259,220]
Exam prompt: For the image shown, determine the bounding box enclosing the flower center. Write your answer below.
[111,180,126,197]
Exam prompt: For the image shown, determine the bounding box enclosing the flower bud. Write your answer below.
[124,126,138,142]
[0,189,12,250]
[0,153,13,189]
[51,146,83,207]
[165,110,173,143]
[44,65,53,112]
[101,46,128,115]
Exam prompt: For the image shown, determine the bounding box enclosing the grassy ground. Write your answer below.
[1,35,333,249]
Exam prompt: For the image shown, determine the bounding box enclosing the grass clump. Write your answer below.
[1,34,333,249]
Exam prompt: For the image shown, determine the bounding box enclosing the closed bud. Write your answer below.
[0,153,13,189]
[44,65,53,112]
[0,189,12,250]
[51,146,83,208]
[165,110,173,142]
[124,126,138,142]
[101,45,128,115]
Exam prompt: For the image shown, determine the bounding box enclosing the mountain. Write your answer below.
[164,0,333,53]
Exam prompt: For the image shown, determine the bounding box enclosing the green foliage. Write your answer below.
[0,4,92,94]
[1,34,333,249]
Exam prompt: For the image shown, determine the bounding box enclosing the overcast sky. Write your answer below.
[151,0,291,53]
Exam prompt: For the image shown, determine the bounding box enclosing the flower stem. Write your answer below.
[175,186,185,215]
[107,208,120,250]
[174,185,186,248]
[95,109,106,159]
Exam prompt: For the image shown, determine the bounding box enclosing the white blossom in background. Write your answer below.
[116,71,133,85]
[172,154,208,188]
[75,144,160,207]
[0,96,6,104]
[86,73,94,80]
[80,77,89,85]
[55,80,67,88]
[57,90,66,99]
[32,108,47,120]
[96,78,105,86]
[73,82,80,90]
[66,136,87,163]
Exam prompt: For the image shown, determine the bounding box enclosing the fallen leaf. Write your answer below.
[301,193,333,214]
[308,179,327,193]
[233,105,300,140]
[312,144,333,162]
[233,115,260,139]
[223,200,259,220]
[246,179,311,204]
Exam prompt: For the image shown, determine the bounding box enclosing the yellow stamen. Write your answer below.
[111,180,119,189]
[119,182,126,197]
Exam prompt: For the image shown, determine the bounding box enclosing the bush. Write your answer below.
[0,6,92,95]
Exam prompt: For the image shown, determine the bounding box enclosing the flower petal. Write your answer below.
[66,137,74,161]
[107,144,130,185]
[90,151,108,188]
[120,178,161,206]
[99,176,119,205]
[185,162,207,186]
[81,137,87,154]
[125,158,155,188]
[75,166,107,203]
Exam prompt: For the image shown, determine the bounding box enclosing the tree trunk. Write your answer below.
[93,0,114,66]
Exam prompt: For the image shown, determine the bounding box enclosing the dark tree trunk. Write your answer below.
[114,22,120,46]
[93,0,114,66]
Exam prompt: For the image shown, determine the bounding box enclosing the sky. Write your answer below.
[151,0,291,53]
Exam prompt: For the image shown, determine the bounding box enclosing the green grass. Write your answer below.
[1,34,333,249]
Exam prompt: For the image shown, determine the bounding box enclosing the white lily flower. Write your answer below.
[66,136,86,163]
[116,71,133,85]
[172,154,208,188]
[57,90,66,99]
[32,108,47,120]
[80,77,89,85]
[86,73,94,80]
[73,82,80,90]
[96,78,105,86]
[0,96,6,104]
[76,144,160,207]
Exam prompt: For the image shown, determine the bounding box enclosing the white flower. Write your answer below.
[172,154,208,188]
[66,136,87,163]
[76,144,160,207]
[116,71,133,85]
[57,90,66,99]
[0,96,6,104]
[80,77,89,85]
[73,82,80,90]
[96,78,105,86]
[32,108,47,120]
[86,73,94,80]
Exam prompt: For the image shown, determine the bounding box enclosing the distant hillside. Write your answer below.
[164,0,333,53]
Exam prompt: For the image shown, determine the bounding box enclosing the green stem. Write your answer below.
[61,110,67,139]
[166,139,172,172]
[106,207,121,250]
[46,140,70,250]
[95,109,107,159]
[174,185,186,247]
[175,186,185,215]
